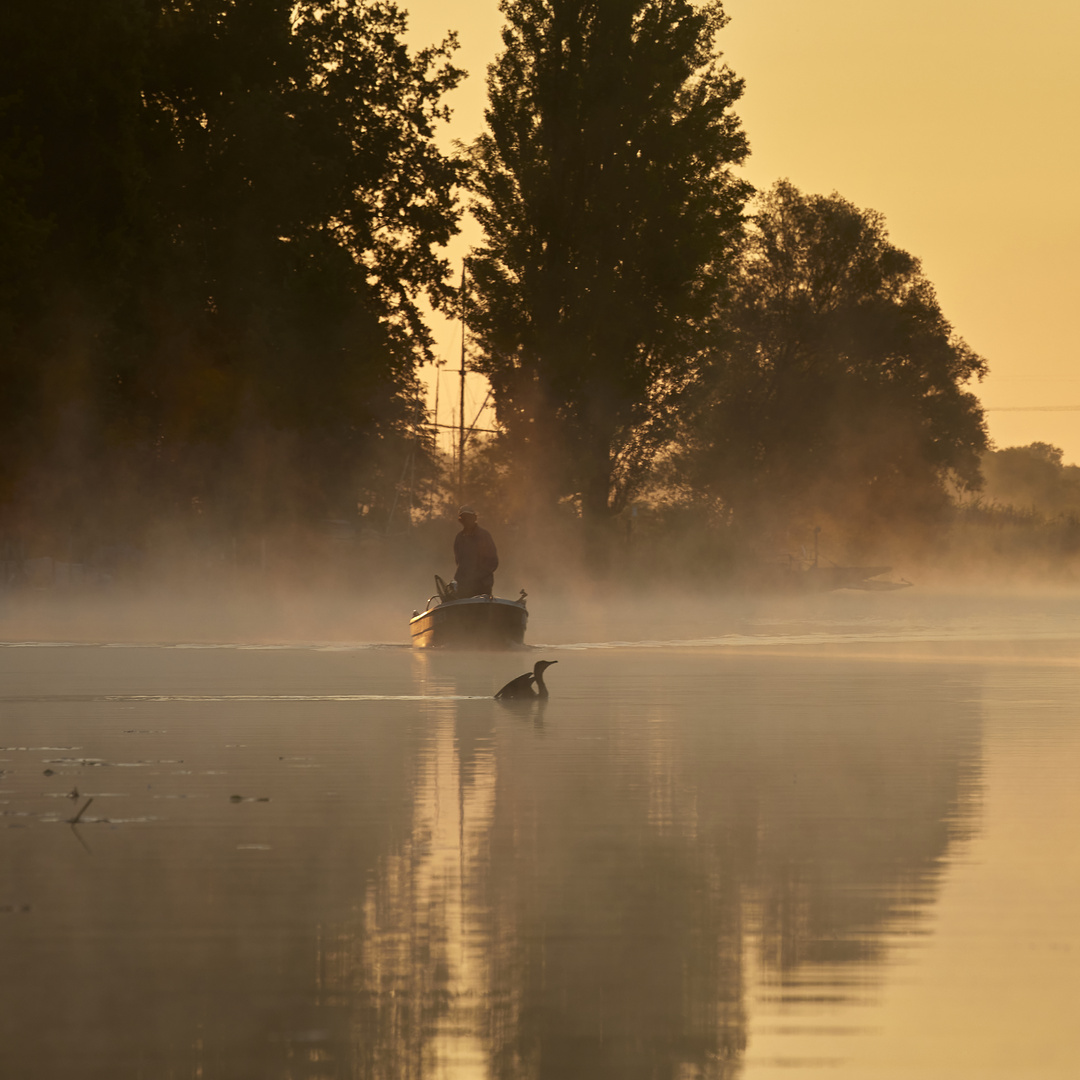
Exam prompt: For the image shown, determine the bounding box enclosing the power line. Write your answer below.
[430,422,499,434]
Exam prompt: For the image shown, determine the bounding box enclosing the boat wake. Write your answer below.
[544,626,1080,651]
[0,693,492,703]
[0,640,410,651]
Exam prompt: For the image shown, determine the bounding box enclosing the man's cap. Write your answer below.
[458,506,477,517]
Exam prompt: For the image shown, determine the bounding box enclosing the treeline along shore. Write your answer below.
[2,0,1075,594]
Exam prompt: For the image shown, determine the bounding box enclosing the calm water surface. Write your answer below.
[2,591,1079,1079]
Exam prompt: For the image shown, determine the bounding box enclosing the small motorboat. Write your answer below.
[800,564,912,592]
[754,559,912,593]
[753,528,913,593]
[410,576,528,649]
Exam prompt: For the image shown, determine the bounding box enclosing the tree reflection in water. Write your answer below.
[0,651,982,1079]
[324,658,982,1079]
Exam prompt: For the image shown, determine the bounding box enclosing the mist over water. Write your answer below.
[2,588,1079,1079]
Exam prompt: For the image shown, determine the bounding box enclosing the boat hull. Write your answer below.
[751,563,910,593]
[410,596,528,649]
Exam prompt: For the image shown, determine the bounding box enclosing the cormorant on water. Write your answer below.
[494,660,558,700]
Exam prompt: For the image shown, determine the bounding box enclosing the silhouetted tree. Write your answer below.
[980,443,1080,515]
[0,0,462,544]
[467,0,750,531]
[682,180,988,545]
[0,105,51,505]
[0,0,148,507]
[126,0,464,528]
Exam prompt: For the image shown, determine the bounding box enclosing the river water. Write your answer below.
[2,589,1079,1079]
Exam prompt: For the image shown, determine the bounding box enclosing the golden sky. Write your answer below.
[406,0,1080,462]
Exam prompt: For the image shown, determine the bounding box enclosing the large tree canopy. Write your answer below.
[683,180,988,543]
[468,0,750,525]
[0,0,462,538]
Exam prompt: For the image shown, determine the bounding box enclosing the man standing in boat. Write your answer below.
[452,506,499,598]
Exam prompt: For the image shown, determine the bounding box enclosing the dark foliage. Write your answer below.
[467,0,750,526]
[683,181,988,547]
[0,0,462,551]
[980,442,1080,515]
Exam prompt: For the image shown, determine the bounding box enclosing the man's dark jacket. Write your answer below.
[454,525,499,597]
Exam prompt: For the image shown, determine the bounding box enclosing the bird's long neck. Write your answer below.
[535,672,548,698]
